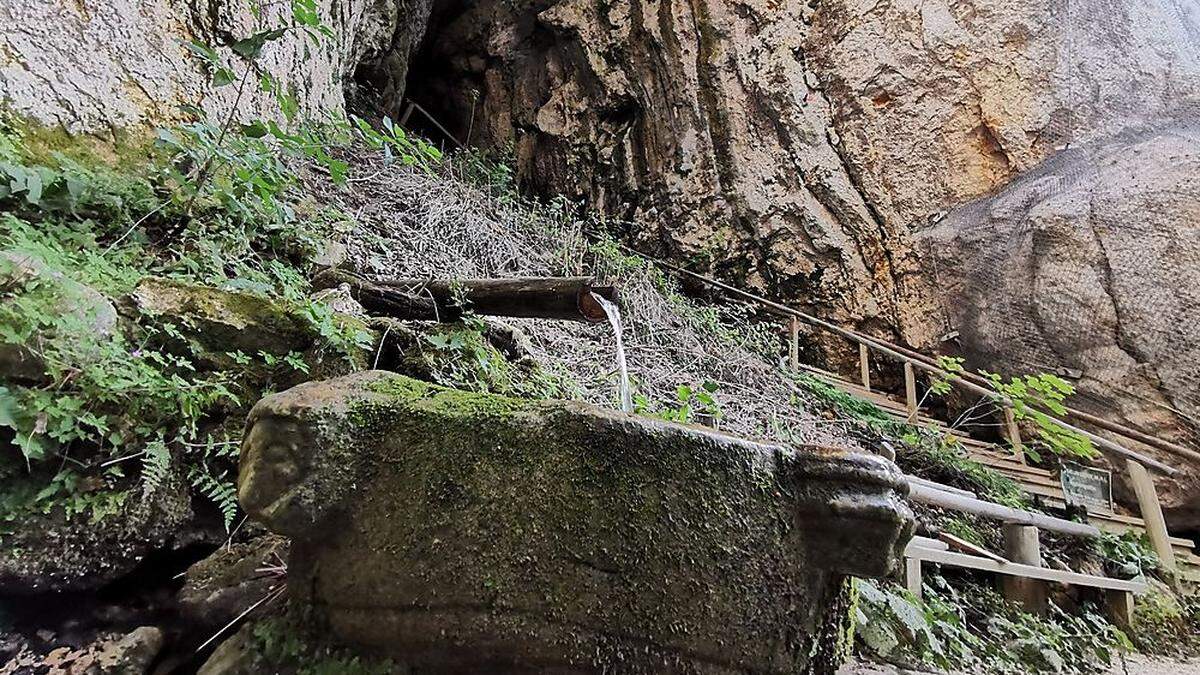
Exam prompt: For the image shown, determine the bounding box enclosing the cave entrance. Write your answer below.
[349,0,480,152]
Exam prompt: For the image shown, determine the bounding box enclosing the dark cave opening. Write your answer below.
[348,0,480,152]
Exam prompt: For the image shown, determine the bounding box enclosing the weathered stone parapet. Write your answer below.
[239,371,913,672]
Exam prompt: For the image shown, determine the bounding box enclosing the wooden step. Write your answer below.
[967,453,1052,479]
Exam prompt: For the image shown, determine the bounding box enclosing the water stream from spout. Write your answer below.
[591,292,633,413]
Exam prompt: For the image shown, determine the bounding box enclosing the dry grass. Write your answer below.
[300,150,872,451]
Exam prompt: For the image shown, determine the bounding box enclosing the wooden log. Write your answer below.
[312,269,439,319]
[1126,459,1177,573]
[314,271,618,323]
[378,277,618,323]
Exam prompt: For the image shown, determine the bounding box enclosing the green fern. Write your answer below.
[190,467,239,531]
[140,439,171,498]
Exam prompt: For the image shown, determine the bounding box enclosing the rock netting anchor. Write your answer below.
[238,371,913,673]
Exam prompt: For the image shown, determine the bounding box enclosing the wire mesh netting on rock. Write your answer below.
[918,123,1200,448]
[299,152,874,453]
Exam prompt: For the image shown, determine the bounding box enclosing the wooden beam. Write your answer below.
[906,557,924,599]
[401,100,463,148]
[905,475,975,499]
[904,544,1148,593]
[859,342,871,390]
[904,361,918,423]
[1105,589,1135,631]
[1126,459,1177,573]
[909,535,949,551]
[1004,407,1024,461]
[1002,524,1047,612]
[788,317,799,371]
[939,532,1007,564]
[907,483,1101,538]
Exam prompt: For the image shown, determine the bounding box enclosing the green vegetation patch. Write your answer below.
[854,576,1131,674]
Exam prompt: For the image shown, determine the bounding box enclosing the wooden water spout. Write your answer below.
[313,270,618,323]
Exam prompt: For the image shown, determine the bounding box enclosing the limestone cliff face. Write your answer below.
[407,0,943,352]
[0,0,430,131]
[407,0,1200,355]
[919,124,1200,524]
[6,0,1200,490]
[807,0,1200,249]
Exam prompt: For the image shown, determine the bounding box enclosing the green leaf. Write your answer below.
[24,169,42,204]
[859,620,899,656]
[230,28,288,60]
[241,121,269,138]
[886,591,928,635]
[184,40,221,65]
[0,387,17,429]
[212,67,237,87]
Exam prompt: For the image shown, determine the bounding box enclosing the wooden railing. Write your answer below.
[636,250,1191,572]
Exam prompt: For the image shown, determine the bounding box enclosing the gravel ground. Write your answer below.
[837,655,1200,675]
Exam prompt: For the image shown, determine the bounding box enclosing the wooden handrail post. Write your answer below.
[905,557,923,600]
[859,343,871,391]
[787,317,799,372]
[1126,459,1177,574]
[1002,524,1047,613]
[904,361,918,422]
[1003,407,1025,463]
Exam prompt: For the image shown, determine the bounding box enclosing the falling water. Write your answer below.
[591,292,633,413]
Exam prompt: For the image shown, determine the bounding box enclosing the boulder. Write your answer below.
[122,277,374,371]
[89,626,165,674]
[918,123,1200,526]
[2,626,165,674]
[0,470,211,594]
[807,0,1200,238]
[178,534,289,629]
[0,250,119,383]
[124,278,318,358]
[238,371,913,672]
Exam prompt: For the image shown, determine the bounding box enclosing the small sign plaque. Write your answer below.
[1060,463,1113,514]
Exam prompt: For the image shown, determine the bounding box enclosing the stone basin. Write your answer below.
[238,371,913,673]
